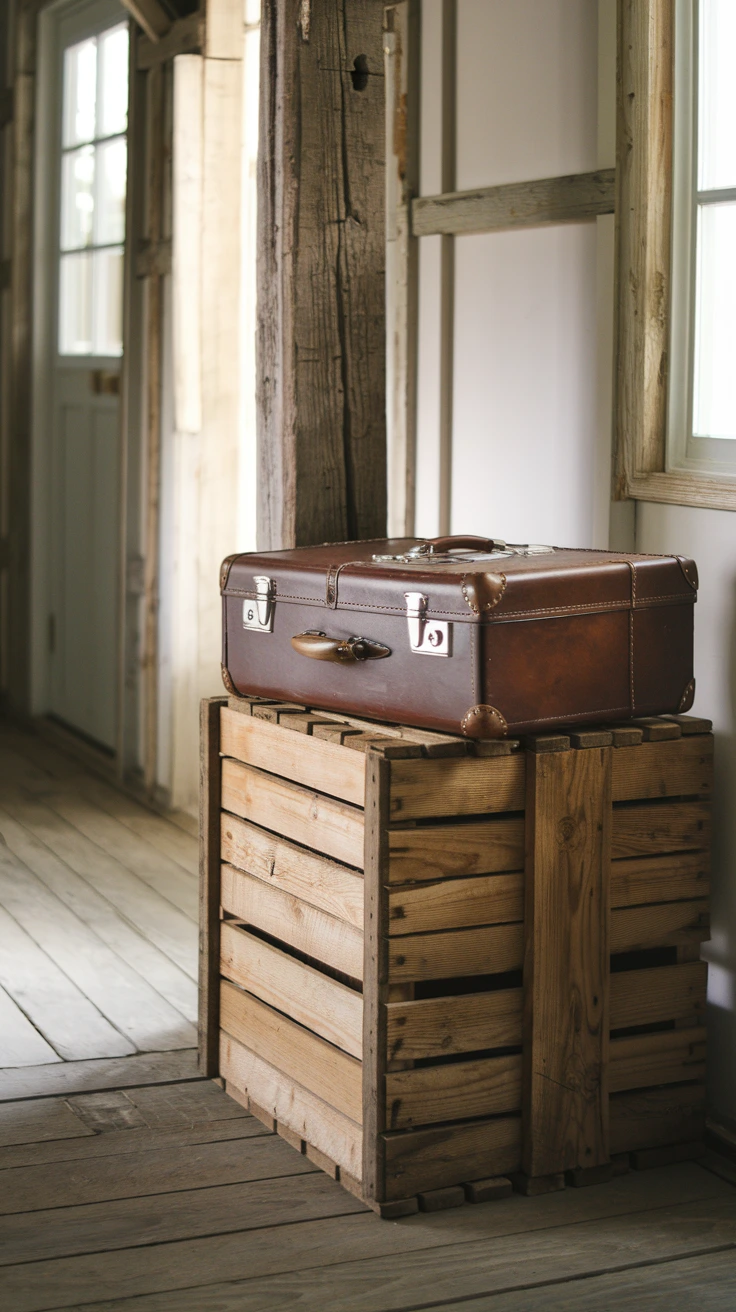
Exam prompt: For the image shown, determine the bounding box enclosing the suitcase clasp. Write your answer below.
[404,592,451,657]
[243,576,274,632]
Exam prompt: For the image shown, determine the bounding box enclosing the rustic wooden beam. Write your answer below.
[256,0,387,549]
[136,12,204,71]
[121,0,172,44]
[613,0,673,497]
[412,168,616,238]
[384,0,420,538]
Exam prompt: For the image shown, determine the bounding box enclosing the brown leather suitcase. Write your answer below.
[220,536,697,739]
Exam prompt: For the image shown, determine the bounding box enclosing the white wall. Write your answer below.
[415,0,608,548]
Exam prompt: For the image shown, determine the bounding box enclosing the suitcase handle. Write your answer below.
[291,632,391,663]
[414,535,507,555]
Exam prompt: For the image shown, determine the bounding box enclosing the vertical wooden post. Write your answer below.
[362,747,390,1203]
[384,0,420,538]
[199,695,226,1076]
[257,0,387,549]
[522,746,612,1184]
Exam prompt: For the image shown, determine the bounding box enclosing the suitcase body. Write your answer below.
[220,536,697,739]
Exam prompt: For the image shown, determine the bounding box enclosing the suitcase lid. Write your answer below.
[221,535,698,625]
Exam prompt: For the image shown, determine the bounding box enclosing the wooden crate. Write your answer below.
[200,696,712,1215]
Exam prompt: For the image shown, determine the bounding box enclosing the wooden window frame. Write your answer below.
[614,0,736,510]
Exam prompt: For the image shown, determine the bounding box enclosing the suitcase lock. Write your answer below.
[243,576,274,632]
[405,592,451,657]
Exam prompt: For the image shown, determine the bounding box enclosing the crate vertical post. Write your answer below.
[199,696,227,1075]
[522,745,612,1186]
[362,747,391,1203]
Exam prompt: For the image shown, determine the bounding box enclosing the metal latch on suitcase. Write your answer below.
[243,576,274,632]
[404,592,451,656]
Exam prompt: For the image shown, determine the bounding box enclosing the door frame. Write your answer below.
[30,0,144,775]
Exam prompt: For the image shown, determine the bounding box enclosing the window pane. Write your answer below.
[698,0,736,190]
[95,138,127,245]
[92,247,124,356]
[59,252,93,354]
[62,38,97,148]
[693,201,736,439]
[60,145,95,250]
[97,24,129,138]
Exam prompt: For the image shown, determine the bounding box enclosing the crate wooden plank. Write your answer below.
[523,746,611,1178]
[609,1084,706,1154]
[220,1033,362,1177]
[612,737,713,803]
[389,756,526,821]
[221,814,363,930]
[388,922,523,982]
[199,697,227,1076]
[221,759,365,868]
[382,1114,521,1200]
[220,865,364,982]
[388,873,523,936]
[611,851,709,908]
[610,962,707,1029]
[386,1053,521,1129]
[610,1028,706,1093]
[611,800,711,859]
[610,899,709,954]
[387,817,524,884]
[665,714,713,735]
[220,981,362,1123]
[386,988,523,1062]
[361,751,391,1205]
[220,923,363,1059]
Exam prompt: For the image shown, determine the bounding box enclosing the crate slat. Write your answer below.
[389,756,525,821]
[386,1053,521,1129]
[612,737,713,802]
[523,745,611,1178]
[610,852,709,908]
[382,1115,521,1200]
[388,873,523,935]
[610,1028,706,1093]
[610,899,709,954]
[609,1084,706,1154]
[221,814,364,930]
[221,864,364,981]
[387,818,524,884]
[220,1032,362,1177]
[611,800,711,859]
[610,961,707,1029]
[221,758,365,868]
[220,922,363,1059]
[220,706,366,806]
[388,922,523,982]
[386,989,523,1062]
[220,980,362,1123]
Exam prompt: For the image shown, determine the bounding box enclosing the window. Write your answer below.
[669,0,736,474]
[58,21,129,357]
[614,0,736,509]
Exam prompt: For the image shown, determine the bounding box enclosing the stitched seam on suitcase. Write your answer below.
[491,595,694,621]
[511,706,631,727]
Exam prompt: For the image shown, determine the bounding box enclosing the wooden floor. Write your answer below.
[0,721,198,1075]
[0,1075,735,1310]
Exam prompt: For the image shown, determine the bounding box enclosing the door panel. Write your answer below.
[45,0,128,752]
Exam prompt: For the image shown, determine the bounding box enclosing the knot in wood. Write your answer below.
[556,814,584,851]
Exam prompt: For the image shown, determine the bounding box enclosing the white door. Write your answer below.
[44,0,129,751]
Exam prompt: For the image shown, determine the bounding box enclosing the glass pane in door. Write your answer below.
[57,20,128,359]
